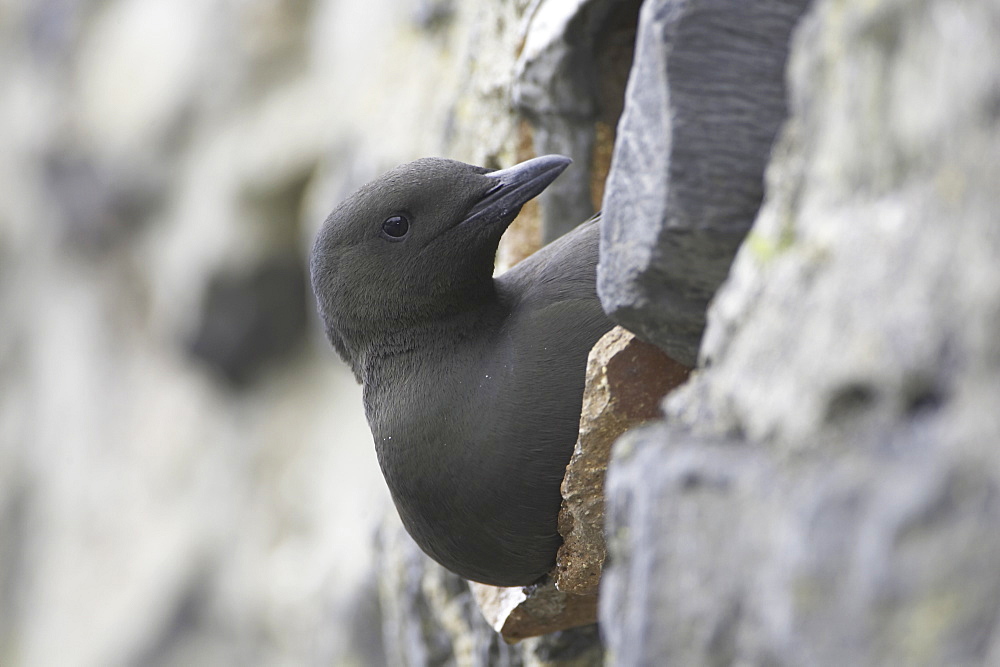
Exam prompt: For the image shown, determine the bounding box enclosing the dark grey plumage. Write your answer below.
[310,155,613,586]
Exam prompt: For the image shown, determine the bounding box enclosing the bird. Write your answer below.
[310,154,613,586]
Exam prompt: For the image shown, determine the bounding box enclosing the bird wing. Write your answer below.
[492,212,613,448]
[498,213,604,309]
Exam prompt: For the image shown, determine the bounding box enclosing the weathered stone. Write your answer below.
[601,0,1000,664]
[598,0,813,366]
[470,579,601,644]
[513,0,641,243]
[377,513,514,666]
[556,326,690,596]
[378,514,605,664]
[603,422,1000,666]
[602,429,778,666]
[685,0,1000,448]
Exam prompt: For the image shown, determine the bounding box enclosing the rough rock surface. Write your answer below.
[513,0,641,243]
[471,580,600,644]
[601,0,1000,664]
[598,0,813,366]
[379,515,604,665]
[556,326,690,596]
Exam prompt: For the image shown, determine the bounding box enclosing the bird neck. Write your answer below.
[360,291,506,380]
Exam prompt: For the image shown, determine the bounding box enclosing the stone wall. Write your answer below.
[601,0,1000,665]
[2,0,997,665]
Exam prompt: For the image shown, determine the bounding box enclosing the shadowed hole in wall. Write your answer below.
[186,169,313,387]
[824,382,879,425]
[186,254,309,388]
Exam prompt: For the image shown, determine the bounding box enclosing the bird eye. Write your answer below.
[381,215,410,239]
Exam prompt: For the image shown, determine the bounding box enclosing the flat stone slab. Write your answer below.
[470,579,599,643]
[598,0,812,366]
[556,326,690,596]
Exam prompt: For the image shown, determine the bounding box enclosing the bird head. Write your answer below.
[310,154,571,373]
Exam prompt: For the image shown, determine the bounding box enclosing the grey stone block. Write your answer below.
[601,428,780,666]
[603,424,1000,666]
[598,0,812,365]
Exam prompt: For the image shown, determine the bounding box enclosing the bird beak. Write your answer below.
[464,155,572,226]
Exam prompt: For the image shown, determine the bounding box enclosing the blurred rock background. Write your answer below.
[0,0,585,664]
[0,0,646,663]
